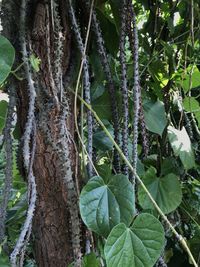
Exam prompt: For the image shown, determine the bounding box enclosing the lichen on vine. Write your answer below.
[126,0,140,184]
[91,8,121,173]
[10,0,37,265]
[119,0,129,175]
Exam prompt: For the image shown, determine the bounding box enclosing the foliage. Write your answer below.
[143,100,167,136]
[80,174,135,237]
[0,35,15,86]
[1,0,200,266]
[138,167,182,214]
[167,125,196,170]
[104,214,165,267]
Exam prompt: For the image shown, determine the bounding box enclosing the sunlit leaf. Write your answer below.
[168,126,196,170]
[30,54,41,72]
[181,66,200,92]
[143,100,168,136]
[183,97,200,126]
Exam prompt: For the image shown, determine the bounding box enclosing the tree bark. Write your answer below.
[1,0,82,266]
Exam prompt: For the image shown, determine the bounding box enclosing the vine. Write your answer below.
[139,101,149,157]
[45,3,58,103]
[126,0,140,185]
[119,0,129,176]
[51,0,64,101]
[10,0,37,265]
[91,8,121,173]
[10,121,36,267]
[57,99,82,265]
[67,0,94,178]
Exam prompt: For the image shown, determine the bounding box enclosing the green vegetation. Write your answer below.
[0,0,200,266]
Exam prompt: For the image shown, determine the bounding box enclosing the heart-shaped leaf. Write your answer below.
[168,125,196,170]
[0,35,15,85]
[143,100,167,136]
[138,167,182,214]
[104,213,165,267]
[80,175,135,237]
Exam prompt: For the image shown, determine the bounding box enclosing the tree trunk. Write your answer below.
[1,0,82,266]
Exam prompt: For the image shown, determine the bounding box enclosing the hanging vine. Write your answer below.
[51,0,64,101]
[119,0,129,175]
[67,0,94,178]
[10,0,37,265]
[56,98,82,265]
[139,100,149,157]
[91,9,121,173]
[126,0,140,184]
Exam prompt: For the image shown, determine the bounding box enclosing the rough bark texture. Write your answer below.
[1,0,81,266]
[33,109,75,266]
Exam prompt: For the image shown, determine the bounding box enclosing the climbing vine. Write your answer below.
[0,0,200,266]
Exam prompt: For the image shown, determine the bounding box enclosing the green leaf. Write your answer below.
[93,121,114,151]
[183,97,200,113]
[0,253,10,267]
[29,54,41,72]
[0,35,15,85]
[80,175,135,237]
[91,82,105,101]
[183,97,200,126]
[181,66,200,92]
[160,157,180,176]
[92,91,112,120]
[143,100,168,136]
[83,252,101,267]
[148,59,169,89]
[0,100,8,133]
[96,163,112,179]
[167,126,196,170]
[138,167,182,214]
[104,213,165,267]
[96,10,119,56]
[93,130,114,151]
[109,0,121,32]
